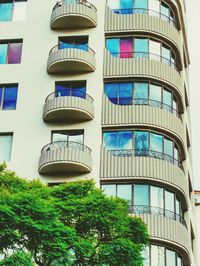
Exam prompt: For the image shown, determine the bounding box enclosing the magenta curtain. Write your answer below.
[120,38,133,58]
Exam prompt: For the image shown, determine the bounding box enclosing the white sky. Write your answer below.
[186,0,200,189]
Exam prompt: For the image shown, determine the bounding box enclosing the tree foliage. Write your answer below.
[0,164,149,266]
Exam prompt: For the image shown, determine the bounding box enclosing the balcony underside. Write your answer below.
[51,14,96,29]
[39,161,91,175]
[47,59,95,74]
[43,108,94,122]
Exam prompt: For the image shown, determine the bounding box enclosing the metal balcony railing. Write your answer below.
[109,51,178,71]
[109,149,183,169]
[45,90,94,103]
[111,8,177,29]
[49,43,95,55]
[53,0,97,11]
[106,97,181,119]
[130,205,187,228]
[41,141,91,154]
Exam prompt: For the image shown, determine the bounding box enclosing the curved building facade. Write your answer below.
[0,0,197,265]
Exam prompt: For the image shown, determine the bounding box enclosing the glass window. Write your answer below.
[166,249,176,266]
[56,81,86,99]
[102,184,116,197]
[119,82,132,105]
[149,40,161,61]
[163,89,172,111]
[103,132,118,150]
[120,38,133,58]
[149,84,162,107]
[118,131,132,149]
[0,44,8,64]
[134,185,149,205]
[107,0,120,10]
[134,0,148,10]
[8,42,22,64]
[0,87,2,104]
[117,184,132,205]
[0,3,13,21]
[68,131,83,144]
[59,36,88,51]
[149,0,160,13]
[177,256,182,266]
[134,131,149,155]
[142,246,150,266]
[13,1,27,21]
[134,82,148,104]
[161,1,170,21]
[52,132,69,142]
[0,134,13,162]
[134,38,148,58]
[150,133,163,153]
[164,138,173,161]
[105,83,119,104]
[150,186,164,209]
[162,46,171,65]
[120,0,133,14]
[106,38,120,57]
[2,86,18,110]
[151,245,165,266]
[165,191,175,219]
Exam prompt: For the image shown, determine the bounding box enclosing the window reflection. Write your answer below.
[0,84,18,110]
[55,81,86,99]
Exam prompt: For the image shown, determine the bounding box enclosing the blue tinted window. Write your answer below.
[56,82,86,99]
[120,0,133,14]
[2,86,18,110]
[134,38,148,58]
[0,44,8,64]
[106,38,120,57]
[134,0,148,13]
[134,82,148,104]
[149,84,162,106]
[105,83,119,104]
[72,87,86,99]
[102,184,116,197]
[134,185,149,205]
[56,84,70,97]
[150,133,163,153]
[103,132,118,150]
[59,41,88,51]
[118,131,132,149]
[119,82,132,105]
[0,3,13,21]
[134,131,149,155]
[164,138,173,157]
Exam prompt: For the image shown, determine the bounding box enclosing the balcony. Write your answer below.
[105,7,181,52]
[47,45,96,74]
[102,94,185,145]
[39,141,92,175]
[43,91,94,122]
[51,0,97,30]
[133,212,190,265]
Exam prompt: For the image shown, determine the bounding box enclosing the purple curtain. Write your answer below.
[8,43,22,64]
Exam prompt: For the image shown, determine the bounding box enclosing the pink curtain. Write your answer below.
[120,38,133,58]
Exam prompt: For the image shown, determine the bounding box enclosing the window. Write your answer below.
[101,183,183,221]
[0,134,13,162]
[55,81,86,99]
[0,0,27,21]
[104,80,179,116]
[0,84,18,110]
[106,36,177,68]
[134,131,149,155]
[52,130,84,144]
[0,40,22,64]
[103,131,132,150]
[59,36,88,51]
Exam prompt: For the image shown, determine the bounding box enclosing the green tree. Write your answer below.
[0,164,149,266]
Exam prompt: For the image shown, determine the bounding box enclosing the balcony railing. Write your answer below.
[45,90,94,103]
[109,51,178,71]
[41,141,91,154]
[111,8,177,29]
[130,205,187,228]
[53,0,97,12]
[108,149,183,169]
[49,43,95,55]
[107,97,181,119]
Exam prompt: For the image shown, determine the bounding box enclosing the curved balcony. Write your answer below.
[105,7,181,53]
[130,205,186,228]
[51,0,97,30]
[102,95,186,152]
[39,141,92,175]
[47,45,96,74]
[100,147,188,209]
[133,213,191,265]
[43,91,94,122]
[103,49,183,100]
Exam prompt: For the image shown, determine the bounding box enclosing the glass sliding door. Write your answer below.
[101,184,116,197]
[117,184,132,206]
[119,82,132,105]
[134,0,148,14]
[161,1,170,22]
[164,138,173,163]
[166,249,176,266]
[150,186,164,214]
[134,82,148,104]
[120,38,133,58]
[148,0,160,16]
[134,185,149,206]
[149,40,161,61]
[151,245,165,266]
[106,38,120,57]
[163,89,172,112]
[103,132,118,150]
[165,191,175,219]
[149,84,162,107]
[120,0,133,14]
[162,46,171,65]
[134,38,148,58]
[150,133,163,158]
[118,131,132,153]
[134,131,149,156]
[107,0,120,12]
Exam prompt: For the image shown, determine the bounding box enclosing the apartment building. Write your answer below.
[0,0,198,265]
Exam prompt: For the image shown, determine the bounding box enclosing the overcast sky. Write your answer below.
[186,0,200,189]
